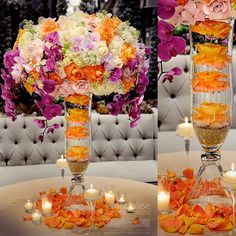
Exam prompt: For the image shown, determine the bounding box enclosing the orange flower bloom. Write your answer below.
[176,0,188,5]
[65,146,89,161]
[66,126,89,139]
[66,108,90,124]
[13,28,25,50]
[120,43,136,64]
[97,17,121,45]
[191,20,232,39]
[192,102,230,127]
[23,82,35,95]
[40,18,59,37]
[49,72,63,85]
[65,94,90,106]
[192,71,229,92]
[64,63,85,83]
[121,76,136,93]
[192,43,231,70]
[83,65,105,82]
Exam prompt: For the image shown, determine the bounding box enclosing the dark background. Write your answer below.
[0,0,157,114]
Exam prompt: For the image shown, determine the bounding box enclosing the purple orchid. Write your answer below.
[45,32,59,45]
[158,36,186,62]
[163,67,182,83]
[136,73,149,94]
[158,20,174,42]
[109,68,122,83]
[33,119,46,129]
[42,94,54,106]
[46,58,56,71]
[47,123,60,134]
[43,80,56,93]
[43,104,62,120]
[158,0,178,20]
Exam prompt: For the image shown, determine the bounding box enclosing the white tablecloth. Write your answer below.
[0,176,157,236]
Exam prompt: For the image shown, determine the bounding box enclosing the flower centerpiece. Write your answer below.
[1,10,150,194]
[159,0,236,205]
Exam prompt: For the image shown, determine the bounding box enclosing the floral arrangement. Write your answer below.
[1,10,150,137]
[159,169,233,235]
[23,187,121,229]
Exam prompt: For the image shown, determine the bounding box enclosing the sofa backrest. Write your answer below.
[0,111,157,166]
[158,48,236,131]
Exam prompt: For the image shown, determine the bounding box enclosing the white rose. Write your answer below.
[18,32,34,60]
[109,36,123,55]
[113,56,123,68]
[97,41,109,57]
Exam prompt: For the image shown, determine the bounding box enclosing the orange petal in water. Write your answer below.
[188,224,204,234]
[65,94,90,106]
[65,126,89,139]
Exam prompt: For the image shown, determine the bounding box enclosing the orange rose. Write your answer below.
[191,20,231,39]
[97,17,121,45]
[66,108,90,124]
[120,43,136,64]
[83,65,105,82]
[176,0,188,5]
[66,126,89,139]
[40,18,59,37]
[49,72,63,85]
[65,94,90,106]
[192,71,229,92]
[192,43,231,70]
[64,63,85,83]
[65,146,89,161]
[192,102,230,127]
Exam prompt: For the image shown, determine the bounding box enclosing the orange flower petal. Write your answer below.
[65,126,89,139]
[65,146,89,161]
[132,217,141,225]
[188,224,204,234]
[66,108,90,124]
[65,94,90,106]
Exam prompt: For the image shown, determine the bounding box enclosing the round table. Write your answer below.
[158,151,234,236]
[158,151,236,175]
[0,176,157,236]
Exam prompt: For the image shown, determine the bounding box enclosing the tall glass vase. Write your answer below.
[65,93,92,197]
[189,19,234,205]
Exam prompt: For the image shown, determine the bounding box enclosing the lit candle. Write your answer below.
[105,191,115,206]
[176,117,195,139]
[127,203,135,213]
[56,155,67,169]
[117,194,126,204]
[24,199,34,213]
[84,184,100,201]
[32,210,42,224]
[42,197,52,216]
[158,191,170,213]
[222,163,236,189]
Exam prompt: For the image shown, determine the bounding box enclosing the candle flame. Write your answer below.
[60,155,64,159]
[232,163,235,171]
[185,117,188,123]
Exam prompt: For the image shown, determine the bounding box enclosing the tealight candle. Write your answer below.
[176,117,195,139]
[222,163,236,190]
[84,184,100,201]
[32,210,42,224]
[117,193,126,204]
[24,199,34,213]
[42,197,52,216]
[105,191,116,206]
[158,191,170,213]
[56,155,67,169]
[127,203,135,213]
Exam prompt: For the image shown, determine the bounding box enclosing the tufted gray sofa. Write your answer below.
[0,111,157,186]
[158,48,236,153]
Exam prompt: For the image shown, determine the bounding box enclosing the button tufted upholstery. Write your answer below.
[158,48,236,153]
[0,111,157,166]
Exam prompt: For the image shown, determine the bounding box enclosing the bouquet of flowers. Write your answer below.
[1,10,150,137]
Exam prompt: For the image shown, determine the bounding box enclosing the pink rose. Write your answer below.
[203,0,231,20]
[72,80,90,94]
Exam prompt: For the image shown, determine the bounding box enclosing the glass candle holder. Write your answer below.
[41,195,52,216]
[126,202,135,213]
[117,192,127,204]
[158,175,170,214]
[24,199,34,213]
[32,210,42,225]
[104,185,116,207]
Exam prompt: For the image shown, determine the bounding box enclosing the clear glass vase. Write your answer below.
[65,93,92,198]
[189,19,234,206]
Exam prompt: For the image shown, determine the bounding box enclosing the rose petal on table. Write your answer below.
[188,224,204,234]
[60,187,67,194]
[176,204,192,217]
[132,217,141,225]
[183,168,194,179]
[45,217,61,228]
[63,222,74,229]
[23,216,32,221]
[112,211,121,218]
[192,205,206,218]
[159,215,183,233]
[178,225,188,235]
